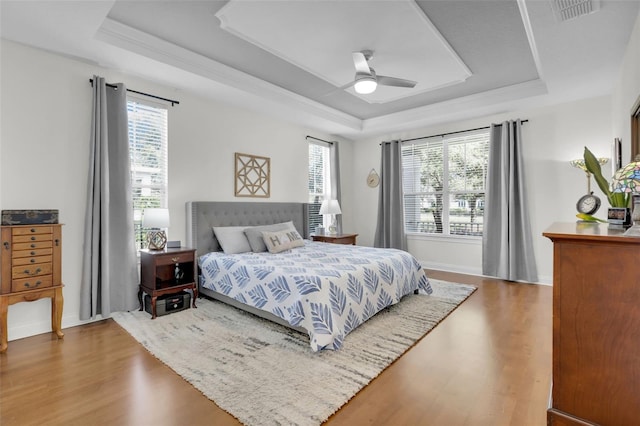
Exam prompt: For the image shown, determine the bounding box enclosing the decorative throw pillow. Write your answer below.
[212,226,252,254]
[244,221,297,252]
[262,229,304,254]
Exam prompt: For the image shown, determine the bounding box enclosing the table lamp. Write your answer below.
[142,208,170,250]
[319,199,341,234]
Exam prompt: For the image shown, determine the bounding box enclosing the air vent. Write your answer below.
[552,0,600,22]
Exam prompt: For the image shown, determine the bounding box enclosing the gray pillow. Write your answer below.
[212,226,252,254]
[244,221,297,252]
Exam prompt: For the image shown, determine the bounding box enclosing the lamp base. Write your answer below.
[328,216,338,235]
[147,230,167,250]
[623,225,640,236]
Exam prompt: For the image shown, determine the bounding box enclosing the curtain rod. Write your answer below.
[305,135,334,145]
[401,119,529,143]
[89,79,180,106]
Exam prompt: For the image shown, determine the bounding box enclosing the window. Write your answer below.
[402,129,489,237]
[308,141,331,235]
[128,99,168,249]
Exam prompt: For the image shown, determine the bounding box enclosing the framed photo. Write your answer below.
[607,207,631,227]
[234,152,270,198]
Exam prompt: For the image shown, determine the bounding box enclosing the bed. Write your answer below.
[186,201,432,351]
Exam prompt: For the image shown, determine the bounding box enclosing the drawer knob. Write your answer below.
[171,257,180,263]
[24,280,42,289]
[30,244,36,248]
[55,239,60,247]
[24,267,41,276]
[30,228,36,233]
[31,236,36,241]
[30,259,35,263]
[3,242,8,250]
[30,251,36,255]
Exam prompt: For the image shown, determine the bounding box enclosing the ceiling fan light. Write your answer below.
[354,77,377,94]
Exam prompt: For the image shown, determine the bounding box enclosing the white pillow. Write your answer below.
[262,229,304,254]
[244,221,297,252]
[213,226,252,254]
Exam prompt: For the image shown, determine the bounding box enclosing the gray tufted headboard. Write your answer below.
[185,201,310,256]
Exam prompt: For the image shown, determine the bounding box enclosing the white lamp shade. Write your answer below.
[142,208,170,228]
[319,200,342,215]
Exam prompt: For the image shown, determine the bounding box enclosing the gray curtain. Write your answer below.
[330,141,342,233]
[80,76,139,320]
[374,140,407,250]
[482,120,538,282]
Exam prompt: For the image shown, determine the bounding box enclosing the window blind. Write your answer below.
[308,141,331,235]
[402,129,488,236]
[128,99,169,248]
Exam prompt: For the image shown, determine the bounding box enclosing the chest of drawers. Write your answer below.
[0,224,64,352]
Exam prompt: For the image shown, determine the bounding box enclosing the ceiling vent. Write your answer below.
[551,0,600,22]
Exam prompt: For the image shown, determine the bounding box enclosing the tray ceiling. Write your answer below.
[215,0,471,104]
[1,0,638,138]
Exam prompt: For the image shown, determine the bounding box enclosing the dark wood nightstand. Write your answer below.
[311,233,358,245]
[138,247,198,319]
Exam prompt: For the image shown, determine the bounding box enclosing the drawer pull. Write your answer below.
[30,243,36,248]
[55,239,60,247]
[24,267,42,276]
[30,228,36,233]
[30,259,36,263]
[31,236,36,241]
[30,251,36,255]
[24,280,42,289]
[171,257,180,263]
[3,242,8,250]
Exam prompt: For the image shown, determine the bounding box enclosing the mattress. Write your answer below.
[199,240,432,351]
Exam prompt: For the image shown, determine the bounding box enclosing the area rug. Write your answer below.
[112,279,475,426]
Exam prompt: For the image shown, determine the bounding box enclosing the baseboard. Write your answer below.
[7,313,104,342]
[420,260,552,286]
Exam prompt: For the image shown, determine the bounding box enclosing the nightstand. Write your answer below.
[138,247,198,319]
[311,233,358,245]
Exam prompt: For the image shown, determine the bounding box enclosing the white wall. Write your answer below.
[0,39,352,341]
[351,96,614,283]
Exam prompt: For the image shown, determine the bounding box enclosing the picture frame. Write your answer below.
[607,207,631,228]
[234,152,271,198]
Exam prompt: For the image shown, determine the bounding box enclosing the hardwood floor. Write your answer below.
[0,270,552,426]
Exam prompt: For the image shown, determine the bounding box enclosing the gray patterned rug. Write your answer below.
[112,279,475,426]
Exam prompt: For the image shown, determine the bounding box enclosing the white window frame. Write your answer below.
[128,97,169,249]
[402,129,489,239]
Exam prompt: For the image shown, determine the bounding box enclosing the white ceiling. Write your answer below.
[1,0,639,139]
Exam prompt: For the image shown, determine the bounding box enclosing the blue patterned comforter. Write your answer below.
[198,240,432,351]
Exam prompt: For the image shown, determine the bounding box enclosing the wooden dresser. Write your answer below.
[543,223,640,425]
[0,224,64,352]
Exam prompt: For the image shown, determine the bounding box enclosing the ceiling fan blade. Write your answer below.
[352,52,371,74]
[321,81,356,97]
[377,75,417,88]
[338,81,356,90]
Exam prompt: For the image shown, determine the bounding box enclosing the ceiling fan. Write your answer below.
[343,50,418,94]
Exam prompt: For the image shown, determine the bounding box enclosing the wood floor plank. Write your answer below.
[0,271,551,425]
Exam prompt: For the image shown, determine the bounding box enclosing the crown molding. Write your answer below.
[95,18,548,139]
[95,18,363,131]
[360,79,548,135]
